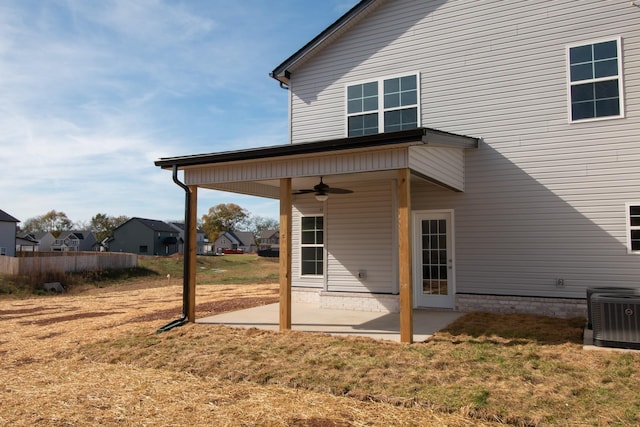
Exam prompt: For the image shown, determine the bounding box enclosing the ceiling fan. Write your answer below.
[293,177,353,201]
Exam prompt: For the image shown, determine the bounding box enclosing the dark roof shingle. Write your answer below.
[0,209,19,223]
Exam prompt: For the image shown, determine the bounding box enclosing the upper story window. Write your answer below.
[627,205,640,253]
[347,74,419,137]
[568,38,623,122]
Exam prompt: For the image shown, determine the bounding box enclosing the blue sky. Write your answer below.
[1,0,359,226]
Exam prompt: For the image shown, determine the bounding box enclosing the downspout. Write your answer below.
[156,164,192,333]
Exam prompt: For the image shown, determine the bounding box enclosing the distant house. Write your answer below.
[109,217,180,255]
[258,229,280,251]
[16,234,39,252]
[0,209,19,257]
[214,231,257,254]
[92,238,110,252]
[169,222,210,255]
[17,232,55,252]
[50,231,98,252]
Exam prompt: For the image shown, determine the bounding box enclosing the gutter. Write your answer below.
[156,164,192,333]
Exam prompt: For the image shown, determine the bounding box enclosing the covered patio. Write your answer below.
[198,302,464,343]
[155,127,478,343]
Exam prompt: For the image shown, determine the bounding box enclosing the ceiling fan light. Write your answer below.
[315,193,329,202]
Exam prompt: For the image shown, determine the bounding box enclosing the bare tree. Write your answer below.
[246,215,279,242]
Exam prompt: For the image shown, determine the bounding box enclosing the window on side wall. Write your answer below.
[568,38,624,122]
[301,216,323,276]
[628,205,640,253]
[0,247,6,256]
[347,74,419,137]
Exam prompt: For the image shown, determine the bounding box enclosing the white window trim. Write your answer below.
[626,203,640,254]
[300,214,325,277]
[0,247,6,256]
[345,72,421,137]
[566,36,624,124]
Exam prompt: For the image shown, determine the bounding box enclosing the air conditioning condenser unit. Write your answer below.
[591,294,640,350]
[586,287,635,329]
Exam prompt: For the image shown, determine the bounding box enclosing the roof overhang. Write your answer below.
[155,128,478,170]
[16,237,38,246]
[155,128,479,198]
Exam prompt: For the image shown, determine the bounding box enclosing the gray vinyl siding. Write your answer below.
[188,145,465,195]
[326,180,396,293]
[292,180,396,293]
[185,147,412,186]
[408,146,465,191]
[288,0,639,144]
[288,0,640,298]
[0,221,16,257]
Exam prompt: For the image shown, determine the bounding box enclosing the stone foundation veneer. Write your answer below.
[292,288,321,304]
[293,289,399,312]
[292,289,587,318]
[456,294,587,319]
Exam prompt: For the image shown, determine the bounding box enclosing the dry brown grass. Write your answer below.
[79,315,640,426]
[0,282,497,426]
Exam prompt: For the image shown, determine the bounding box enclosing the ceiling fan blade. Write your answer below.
[326,188,353,194]
[293,177,354,196]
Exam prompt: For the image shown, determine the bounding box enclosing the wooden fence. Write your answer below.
[0,252,138,275]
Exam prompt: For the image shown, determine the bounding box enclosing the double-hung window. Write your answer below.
[347,74,419,137]
[301,216,323,276]
[568,38,624,122]
[628,205,640,253]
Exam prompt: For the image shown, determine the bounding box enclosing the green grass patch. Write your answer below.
[0,274,39,296]
[0,254,278,297]
[77,266,159,284]
[138,254,279,286]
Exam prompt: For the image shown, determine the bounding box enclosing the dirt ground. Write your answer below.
[0,282,490,426]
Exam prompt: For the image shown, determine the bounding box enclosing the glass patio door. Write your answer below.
[413,211,455,308]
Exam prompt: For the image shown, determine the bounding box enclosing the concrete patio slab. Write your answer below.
[198,302,464,343]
